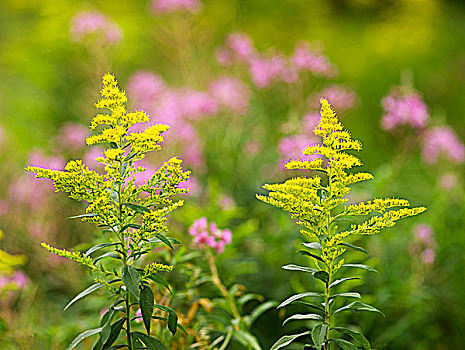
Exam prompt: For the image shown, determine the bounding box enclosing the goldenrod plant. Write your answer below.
[258,99,426,350]
[27,74,190,350]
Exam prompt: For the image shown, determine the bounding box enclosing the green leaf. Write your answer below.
[64,283,103,312]
[94,252,121,264]
[338,242,367,254]
[330,338,358,350]
[150,316,188,335]
[120,223,142,232]
[121,265,140,299]
[122,203,150,214]
[140,285,155,334]
[67,213,98,220]
[154,233,174,250]
[101,309,115,345]
[332,327,371,350]
[293,301,325,313]
[329,292,361,300]
[283,313,323,325]
[154,304,178,336]
[132,331,167,350]
[312,323,328,350]
[329,277,360,289]
[302,242,322,250]
[298,250,324,262]
[146,273,172,294]
[332,301,384,317]
[270,331,312,350]
[314,271,330,283]
[237,293,264,307]
[234,330,262,350]
[278,292,324,309]
[282,264,317,274]
[341,264,377,273]
[148,236,181,245]
[101,317,126,350]
[66,328,102,350]
[85,243,121,258]
[244,301,279,326]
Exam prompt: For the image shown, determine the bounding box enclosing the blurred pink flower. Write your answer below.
[70,11,122,45]
[151,0,202,14]
[439,173,458,190]
[302,112,321,135]
[179,175,199,196]
[309,85,357,111]
[278,134,319,160]
[413,223,435,246]
[209,76,250,115]
[83,146,105,172]
[248,54,287,88]
[215,47,234,66]
[0,271,28,290]
[291,41,336,77]
[56,122,88,151]
[421,248,435,265]
[226,33,256,62]
[422,126,465,164]
[189,217,232,253]
[381,90,429,130]
[127,71,166,108]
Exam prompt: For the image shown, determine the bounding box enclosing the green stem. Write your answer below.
[125,292,133,350]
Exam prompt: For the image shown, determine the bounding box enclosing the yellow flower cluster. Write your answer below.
[26,160,106,202]
[258,98,426,272]
[142,262,173,278]
[137,201,184,240]
[41,243,97,270]
[126,124,170,154]
[95,73,128,113]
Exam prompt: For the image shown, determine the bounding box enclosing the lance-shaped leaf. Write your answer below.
[66,327,102,350]
[332,327,371,350]
[93,317,126,350]
[100,308,115,345]
[329,277,360,289]
[234,329,262,350]
[283,313,323,325]
[298,250,324,262]
[123,203,150,214]
[302,242,322,250]
[154,304,178,335]
[121,265,140,299]
[282,264,317,274]
[146,273,172,294]
[314,271,330,283]
[150,316,188,335]
[329,292,361,300]
[154,233,174,250]
[312,323,328,350]
[67,213,98,220]
[270,331,312,350]
[341,264,377,273]
[338,242,367,254]
[133,331,167,350]
[94,252,121,264]
[64,283,103,312]
[140,285,155,334]
[244,300,279,327]
[330,338,358,350]
[84,242,121,258]
[332,301,384,317]
[278,292,324,309]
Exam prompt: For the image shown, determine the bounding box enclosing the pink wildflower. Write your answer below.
[56,123,88,151]
[422,126,465,164]
[70,11,122,45]
[189,218,232,253]
[381,90,429,130]
[421,248,435,265]
[127,71,166,108]
[209,77,250,115]
[151,0,202,14]
[413,224,435,246]
[226,33,256,62]
[291,41,336,77]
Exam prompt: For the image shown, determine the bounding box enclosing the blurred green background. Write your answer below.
[0,0,464,349]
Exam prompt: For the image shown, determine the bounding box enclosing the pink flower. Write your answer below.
[248,54,286,89]
[308,85,357,111]
[422,126,465,164]
[189,218,232,253]
[215,47,234,66]
[421,248,435,265]
[209,77,250,115]
[70,11,122,45]
[151,0,202,14]
[278,134,319,160]
[127,71,166,108]
[291,41,336,77]
[381,90,429,130]
[302,112,321,135]
[413,224,435,246]
[135,309,143,323]
[439,173,458,190]
[56,123,88,151]
[226,33,256,62]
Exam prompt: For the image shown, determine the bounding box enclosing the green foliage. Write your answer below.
[259,99,426,349]
[26,74,190,349]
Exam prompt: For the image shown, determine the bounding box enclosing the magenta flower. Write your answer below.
[422,126,465,164]
[209,77,251,115]
[421,248,435,265]
[189,217,232,253]
[127,71,166,108]
[381,90,429,130]
[151,0,202,14]
[413,223,435,246]
[70,11,122,45]
[291,41,336,77]
[278,134,319,160]
[56,122,88,151]
[226,33,256,62]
